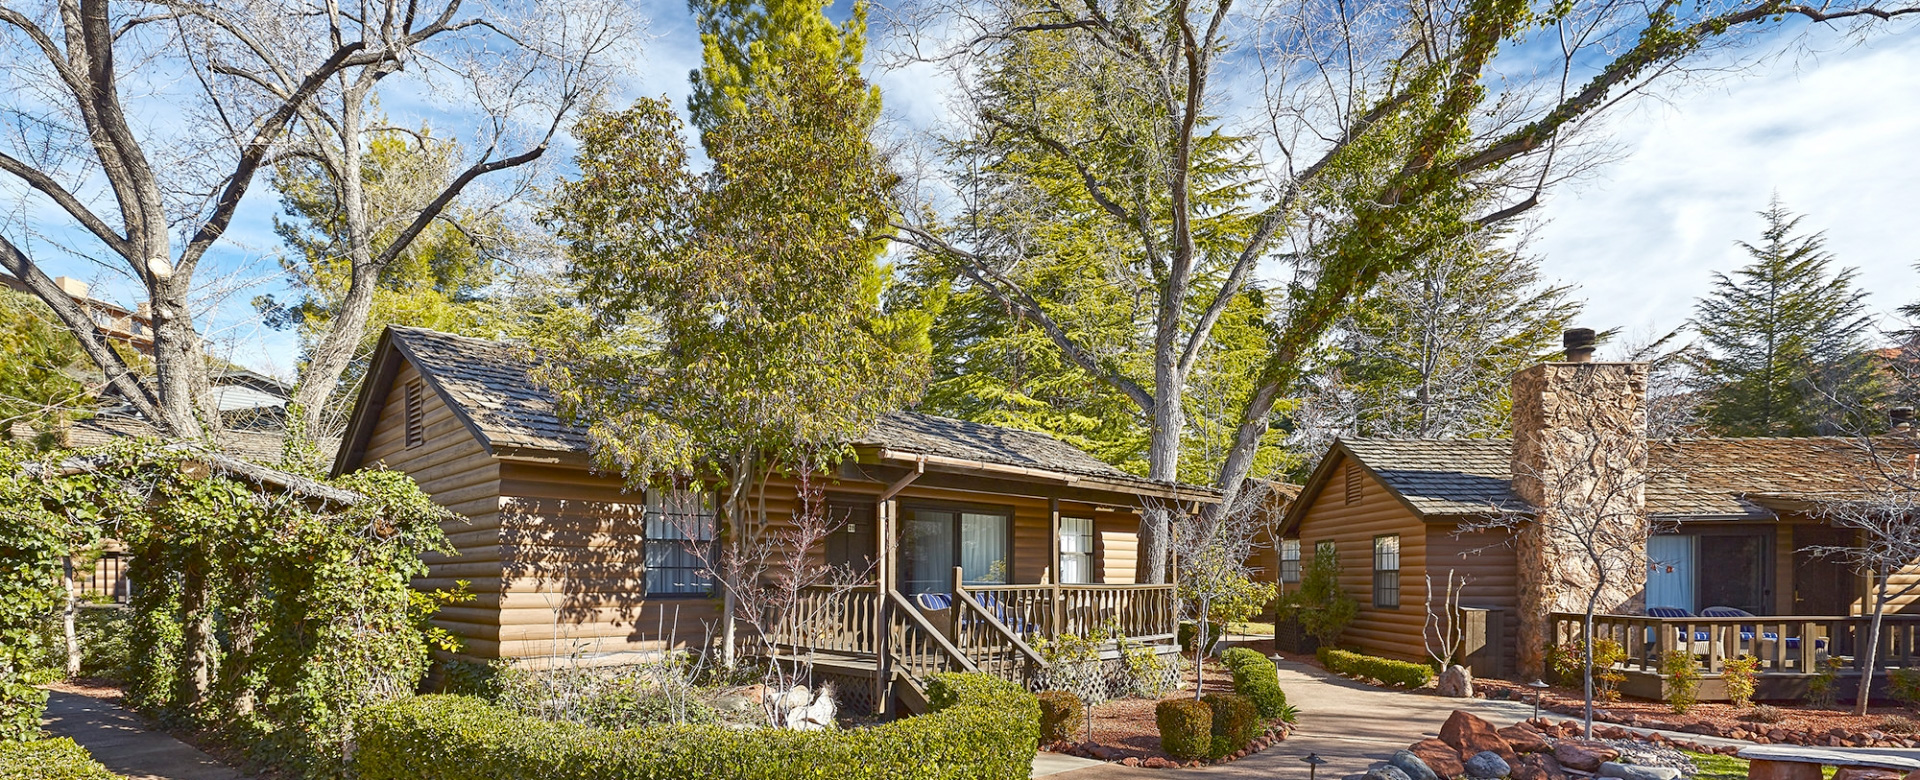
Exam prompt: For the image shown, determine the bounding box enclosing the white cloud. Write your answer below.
[1531,34,1920,343]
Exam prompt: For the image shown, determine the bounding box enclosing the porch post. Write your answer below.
[1050,497,1063,639]
[874,497,894,716]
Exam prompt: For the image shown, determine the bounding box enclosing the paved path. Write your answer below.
[41,689,248,780]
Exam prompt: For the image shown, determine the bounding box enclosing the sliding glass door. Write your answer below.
[899,504,1011,593]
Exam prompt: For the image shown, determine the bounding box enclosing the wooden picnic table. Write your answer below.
[1736,746,1920,780]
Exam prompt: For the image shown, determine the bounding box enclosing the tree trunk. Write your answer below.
[289,90,377,442]
[179,553,213,709]
[1583,609,1596,738]
[149,274,211,437]
[1138,358,1185,584]
[63,557,80,678]
[1857,572,1889,716]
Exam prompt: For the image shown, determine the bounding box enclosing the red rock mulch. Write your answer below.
[1408,710,1747,780]
[1476,678,1920,749]
[1042,640,1296,769]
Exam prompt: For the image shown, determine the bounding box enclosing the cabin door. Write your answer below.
[1697,533,1771,615]
[824,494,877,576]
[1793,524,1856,616]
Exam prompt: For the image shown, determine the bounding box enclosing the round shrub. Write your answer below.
[1219,648,1288,721]
[1202,693,1261,760]
[1037,690,1084,743]
[1156,698,1213,761]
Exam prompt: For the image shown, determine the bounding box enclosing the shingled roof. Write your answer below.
[339,326,1168,490]
[1312,435,1920,523]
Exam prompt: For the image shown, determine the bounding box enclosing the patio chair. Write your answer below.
[913,592,956,642]
[1644,606,1713,652]
[1700,606,1828,659]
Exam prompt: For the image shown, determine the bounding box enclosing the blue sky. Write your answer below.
[12,1,1919,378]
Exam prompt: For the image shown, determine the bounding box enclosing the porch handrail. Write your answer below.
[953,587,1047,682]
[886,588,977,675]
[1550,611,1920,676]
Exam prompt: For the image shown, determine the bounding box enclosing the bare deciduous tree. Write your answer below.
[1165,480,1278,699]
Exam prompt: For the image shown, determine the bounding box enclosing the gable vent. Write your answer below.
[404,379,426,448]
[1343,463,1361,505]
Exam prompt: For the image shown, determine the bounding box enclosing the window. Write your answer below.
[1059,517,1095,585]
[900,504,1011,594]
[403,380,426,448]
[1373,535,1401,608]
[1278,539,1301,584]
[644,487,715,596]
[1314,540,1335,561]
[1343,464,1361,505]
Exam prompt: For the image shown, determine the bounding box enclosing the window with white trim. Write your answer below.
[1373,534,1401,608]
[1059,517,1094,584]
[1279,539,1301,584]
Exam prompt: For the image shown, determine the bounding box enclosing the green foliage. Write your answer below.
[686,0,875,139]
[1121,641,1182,698]
[69,607,131,681]
[1546,639,1627,701]
[1693,199,1882,436]
[1662,651,1701,714]
[1807,656,1842,707]
[542,42,926,489]
[0,446,75,741]
[1037,689,1084,743]
[1219,647,1289,721]
[1723,655,1762,709]
[1202,692,1260,760]
[1156,698,1213,761]
[355,673,1038,780]
[0,291,93,448]
[1890,668,1920,705]
[0,736,118,779]
[1179,621,1226,654]
[3,439,455,772]
[1276,554,1358,644]
[1316,648,1434,688]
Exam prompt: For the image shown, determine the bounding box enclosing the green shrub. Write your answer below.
[1316,647,1433,688]
[0,737,118,779]
[354,672,1039,780]
[74,608,130,680]
[1275,554,1357,643]
[1202,693,1260,760]
[1807,656,1842,706]
[1722,655,1762,709]
[1179,621,1225,654]
[1155,699,1212,761]
[1219,647,1289,721]
[1662,650,1700,714]
[1547,638,1627,701]
[1888,667,1920,705]
[1037,690,1084,743]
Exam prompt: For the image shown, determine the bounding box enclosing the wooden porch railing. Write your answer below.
[952,586,1047,683]
[957,582,1178,643]
[1552,612,1920,675]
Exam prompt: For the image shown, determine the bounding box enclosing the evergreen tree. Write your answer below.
[1290,233,1579,461]
[0,290,92,447]
[1692,200,1881,436]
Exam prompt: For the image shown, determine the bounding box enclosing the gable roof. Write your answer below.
[334,326,1214,501]
[1283,434,1920,533]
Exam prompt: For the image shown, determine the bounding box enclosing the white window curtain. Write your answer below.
[960,512,1008,584]
[1647,534,1697,613]
[1059,517,1094,584]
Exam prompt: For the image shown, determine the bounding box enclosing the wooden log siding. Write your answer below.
[1292,454,1435,662]
[360,363,503,658]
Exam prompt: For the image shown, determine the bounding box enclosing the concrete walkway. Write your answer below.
[41,689,248,780]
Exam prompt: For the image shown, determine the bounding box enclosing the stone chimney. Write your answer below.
[1510,329,1651,678]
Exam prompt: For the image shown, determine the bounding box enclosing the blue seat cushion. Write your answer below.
[916,592,952,610]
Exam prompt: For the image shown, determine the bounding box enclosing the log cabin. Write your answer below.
[332,326,1221,711]
[1277,329,1920,701]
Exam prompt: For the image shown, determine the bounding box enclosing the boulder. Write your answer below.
[1366,766,1415,780]
[1392,750,1443,780]
[1465,751,1512,779]
[1439,666,1476,698]
[1497,724,1553,754]
[1512,753,1569,780]
[1441,711,1518,765]
[1413,738,1469,779]
[1599,762,1682,780]
[1552,739,1621,773]
[1144,757,1179,769]
[1832,770,1905,780]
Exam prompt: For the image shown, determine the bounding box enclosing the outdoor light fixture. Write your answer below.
[1084,698,1095,743]
[1302,752,1328,780]
[1528,679,1550,721]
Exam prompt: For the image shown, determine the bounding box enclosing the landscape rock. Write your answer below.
[1144,757,1179,769]
[1513,753,1570,780]
[1465,751,1513,779]
[1498,724,1553,754]
[1367,765,1415,780]
[1442,710,1519,764]
[1413,738,1469,779]
[1830,768,1905,780]
[1440,666,1476,698]
[1599,762,1682,780]
[1392,750,1443,780]
[1553,739,1621,773]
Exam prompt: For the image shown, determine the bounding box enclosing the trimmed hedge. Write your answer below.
[1317,647,1433,688]
[1155,699,1212,761]
[0,737,118,780]
[353,671,1038,780]
[1037,690,1084,743]
[1201,693,1259,760]
[1218,648,1288,721]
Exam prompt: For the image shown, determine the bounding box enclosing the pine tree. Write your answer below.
[1692,200,1881,436]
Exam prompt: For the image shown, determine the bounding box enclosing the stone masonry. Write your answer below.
[1510,360,1651,678]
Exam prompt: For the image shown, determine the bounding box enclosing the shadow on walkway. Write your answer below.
[41,689,247,780]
